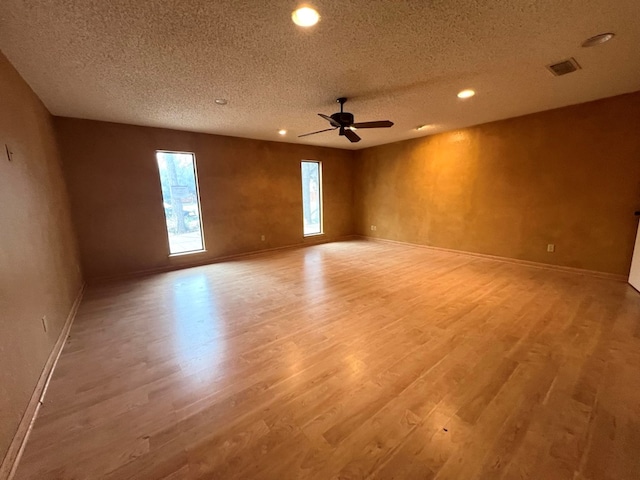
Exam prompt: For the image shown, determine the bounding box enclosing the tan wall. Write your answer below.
[0,51,82,461]
[354,92,640,275]
[55,118,355,280]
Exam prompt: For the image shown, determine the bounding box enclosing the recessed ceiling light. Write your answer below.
[292,6,320,27]
[278,129,287,135]
[582,33,615,47]
[457,89,475,99]
[214,98,228,105]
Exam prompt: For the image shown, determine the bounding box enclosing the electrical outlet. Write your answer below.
[261,234,265,241]
[42,316,48,333]
[370,225,377,231]
[547,244,555,253]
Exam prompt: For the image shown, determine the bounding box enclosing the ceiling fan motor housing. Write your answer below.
[331,112,354,126]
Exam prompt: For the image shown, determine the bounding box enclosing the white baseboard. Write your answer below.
[92,234,359,284]
[357,235,627,282]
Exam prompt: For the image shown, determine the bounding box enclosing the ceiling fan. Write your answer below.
[299,97,394,143]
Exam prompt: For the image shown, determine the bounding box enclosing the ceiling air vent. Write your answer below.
[547,58,581,76]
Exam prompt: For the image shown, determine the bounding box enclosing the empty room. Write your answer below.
[2,1,640,479]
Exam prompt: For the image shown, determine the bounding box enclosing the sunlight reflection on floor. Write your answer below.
[170,272,226,382]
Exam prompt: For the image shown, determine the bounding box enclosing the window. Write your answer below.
[156,151,205,254]
[301,161,322,236]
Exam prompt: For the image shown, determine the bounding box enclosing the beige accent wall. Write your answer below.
[55,118,355,280]
[354,92,640,275]
[0,51,82,461]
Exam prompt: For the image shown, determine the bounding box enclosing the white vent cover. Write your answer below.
[547,58,582,76]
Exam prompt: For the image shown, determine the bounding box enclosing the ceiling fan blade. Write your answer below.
[343,128,361,143]
[298,128,337,138]
[351,120,394,129]
[318,113,341,128]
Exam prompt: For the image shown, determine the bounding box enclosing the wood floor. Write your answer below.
[14,240,640,479]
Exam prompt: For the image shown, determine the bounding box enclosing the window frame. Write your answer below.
[155,150,206,256]
[301,160,324,237]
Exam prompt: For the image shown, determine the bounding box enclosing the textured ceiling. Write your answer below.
[1,0,639,150]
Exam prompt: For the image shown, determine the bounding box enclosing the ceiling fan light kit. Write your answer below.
[299,97,394,143]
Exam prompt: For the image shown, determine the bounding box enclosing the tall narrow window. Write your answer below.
[156,151,205,254]
[301,160,322,236]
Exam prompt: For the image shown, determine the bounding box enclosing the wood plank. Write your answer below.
[11,240,640,479]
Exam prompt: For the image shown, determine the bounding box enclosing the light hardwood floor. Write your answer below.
[13,240,640,479]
